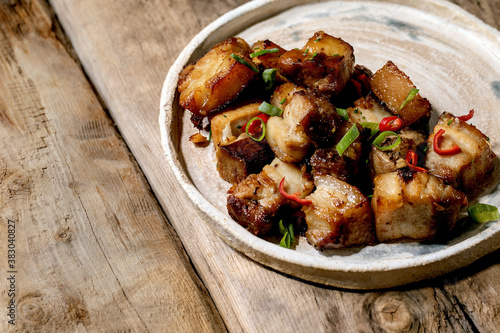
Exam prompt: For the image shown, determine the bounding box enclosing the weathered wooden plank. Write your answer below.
[47,0,500,331]
[0,0,226,331]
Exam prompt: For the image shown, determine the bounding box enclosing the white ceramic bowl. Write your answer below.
[160,0,500,289]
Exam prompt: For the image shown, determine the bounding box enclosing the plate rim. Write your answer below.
[159,0,500,289]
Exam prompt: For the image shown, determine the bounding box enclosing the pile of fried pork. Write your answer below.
[177,31,495,250]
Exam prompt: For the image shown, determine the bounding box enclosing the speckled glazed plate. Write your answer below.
[160,0,500,289]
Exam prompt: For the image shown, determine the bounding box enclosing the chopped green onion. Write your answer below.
[314,38,322,42]
[303,48,309,55]
[258,101,283,116]
[468,204,500,223]
[336,124,360,156]
[250,48,280,58]
[309,52,318,60]
[360,122,380,137]
[230,53,259,73]
[208,127,212,142]
[399,88,419,110]
[245,116,266,141]
[262,68,277,90]
[279,220,295,248]
[336,108,349,121]
[279,98,287,105]
[372,131,401,150]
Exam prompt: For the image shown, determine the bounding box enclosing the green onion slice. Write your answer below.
[250,48,280,58]
[468,204,500,223]
[360,122,380,137]
[279,220,295,248]
[336,124,360,156]
[399,88,419,110]
[245,117,266,141]
[336,108,349,121]
[262,68,277,90]
[258,101,283,116]
[279,98,287,105]
[230,53,259,73]
[372,131,401,150]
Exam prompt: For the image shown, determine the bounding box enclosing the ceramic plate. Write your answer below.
[159,0,500,289]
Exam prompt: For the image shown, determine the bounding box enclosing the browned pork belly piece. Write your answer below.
[370,128,426,177]
[210,101,262,150]
[302,174,375,250]
[251,40,287,69]
[177,37,258,119]
[277,31,355,98]
[216,135,274,185]
[269,82,305,109]
[371,170,468,243]
[309,122,366,182]
[227,158,314,236]
[370,61,431,128]
[348,94,393,124]
[266,89,340,163]
[424,112,496,197]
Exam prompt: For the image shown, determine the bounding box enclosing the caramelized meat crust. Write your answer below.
[178,37,258,118]
[277,31,355,98]
[370,61,431,128]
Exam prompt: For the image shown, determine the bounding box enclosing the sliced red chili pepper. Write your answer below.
[279,177,312,206]
[405,150,428,173]
[350,78,362,96]
[245,113,270,135]
[379,116,404,132]
[457,109,474,122]
[433,129,461,155]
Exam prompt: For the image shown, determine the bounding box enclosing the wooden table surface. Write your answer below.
[1,0,500,331]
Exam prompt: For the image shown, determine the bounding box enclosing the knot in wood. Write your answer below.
[19,295,48,325]
[368,292,418,332]
[55,227,72,243]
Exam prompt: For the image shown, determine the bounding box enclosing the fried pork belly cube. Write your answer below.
[309,122,365,182]
[210,102,262,150]
[370,61,431,127]
[266,89,340,162]
[216,134,275,184]
[424,112,496,196]
[227,158,314,235]
[177,37,258,118]
[251,40,287,69]
[347,94,393,124]
[302,174,375,250]
[372,171,468,243]
[370,128,426,176]
[269,82,305,109]
[277,31,355,98]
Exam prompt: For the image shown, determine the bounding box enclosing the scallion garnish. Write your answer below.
[230,53,259,73]
[336,124,360,156]
[336,108,349,121]
[303,48,309,55]
[245,116,266,141]
[262,68,277,90]
[468,204,500,223]
[279,98,287,105]
[258,101,283,116]
[279,220,295,248]
[372,131,401,150]
[360,122,380,137]
[250,48,280,58]
[399,88,419,110]
[309,52,318,60]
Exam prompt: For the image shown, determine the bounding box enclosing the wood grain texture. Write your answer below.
[47,0,500,332]
[1,0,498,331]
[0,1,226,331]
